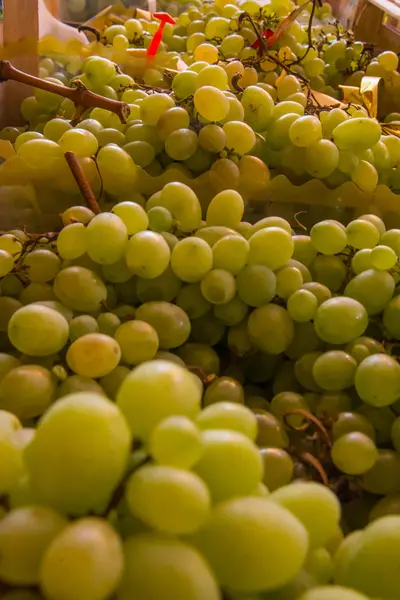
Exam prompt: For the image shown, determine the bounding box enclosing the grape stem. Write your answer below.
[283,409,331,448]
[0,60,131,124]
[64,152,101,215]
[103,454,151,517]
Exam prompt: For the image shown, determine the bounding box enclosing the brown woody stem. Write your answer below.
[300,452,329,486]
[283,409,331,448]
[0,60,130,123]
[64,152,101,214]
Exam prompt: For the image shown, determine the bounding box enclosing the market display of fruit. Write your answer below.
[1,0,400,598]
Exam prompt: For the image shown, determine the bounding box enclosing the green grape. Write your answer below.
[206,189,244,229]
[165,128,198,161]
[344,268,395,315]
[214,295,248,325]
[333,530,364,584]
[370,244,397,270]
[69,315,99,342]
[200,269,236,304]
[26,393,131,515]
[171,237,213,282]
[176,283,211,319]
[309,255,347,292]
[333,118,381,153]
[57,223,87,260]
[241,85,274,132]
[248,227,294,271]
[203,376,244,406]
[301,282,331,305]
[54,266,107,312]
[112,201,148,235]
[351,160,378,193]
[222,121,255,154]
[135,301,190,350]
[59,128,98,158]
[194,429,262,503]
[19,282,56,306]
[8,305,68,357]
[194,86,229,121]
[136,266,181,303]
[123,140,155,167]
[86,213,128,265]
[197,402,257,440]
[287,289,318,322]
[340,516,400,599]
[101,259,132,284]
[149,415,203,469]
[158,107,190,141]
[212,235,249,275]
[294,352,323,392]
[351,249,372,274]
[271,482,340,549]
[98,128,126,147]
[0,356,21,386]
[198,123,226,152]
[267,113,300,150]
[1,275,23,298]
[275,266,303,299]
[332,411,376,441]
[331,432,378,475]
[0,297,23,332]
[312,350,357,391]
[114,320,159,365]
[0,234,22,256]
[67,333,121,379]
[346,219,380,249]
[362,449,400,495]
[383,295,400,339]
[298,587,369,600]
[126,464,210,534]
[304,139,339,178]
[23,250,61,283]
[140,93,175,126]
[270,391,310,428]
[43,118,72,142]
[147,207,173,233]
[118,534,220,600]
[78,119,103,136]
[355,353,400,407]
[126,231,170,279]
[195,496,307,592]
[210,157,240,190]
[97,145,136,196]
[292,235,318,267]
[338,149,359,174]
[248,304,294,354]
[0,250,15,277]
[380,229,400,256]
[310,220,347,255]
[289,115,322,147]
[85,57,116,84]
[14,131,44,151]
[314,297,368,344]
[0,365,55,419]
[255,411,289,448]
[378,50,399,70]
[194,42,219,63]
[40,517,123,600]
[304,548,333,585]
[177,343,220,377]
[273,101,304,120]
[0,506,66,586]
[117,360,201,440]
[196,64,228,90]
[61,206,95,226]
[57,375,105,399]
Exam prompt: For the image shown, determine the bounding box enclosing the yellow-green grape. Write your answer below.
[355,353,400,407]
[351,160,378,193]
[176,283,211,319]
[54,266,107,313]
[171,237,213,282]
[236,264,276,307]
[157,107,190,140]
[314,297,368,344]
[125,231,170,279]
[344,269,395,315]
[298,586,369,600]
[117,360,202,440]
[197,402,257,440]
[248,227,294,270]
[165,128,198,161]
[194,496,308,592]
[57,223,87,260]
[201,269,236,304]
[333,118,381,153]
[40,518,123,600]
[59,128,98,158]
[199,123,226,153]
[115,320,159,365]
[194,429,263,503]
[112,201,149,235]
[241,85,274,132]
[67,333,121,379]
[222,121,256,154]
[212,235,249,275]
[276,266,303,299]
[194,86,230,121]
[135,301,190,350]
[43,118,72,142]
[289,115,322,147]
[331,432,378,475]
[14,131,44,151]
[69,315,99,342]
[149,415,203,469]
[140,93,175,126]
[61,206,95,226]
[118,534,220,600]
[126,464,210,534]
[23,249,61,283]
[194,43,219,63]
[25,393,131,515]
[287,289,318,322]
[8,305,68,356]
[0,365,55,419]
[213,295,248,325]
[0,506,67,585]
[370,244,397,270]
[0,250,14,277]
[86,213,128,265]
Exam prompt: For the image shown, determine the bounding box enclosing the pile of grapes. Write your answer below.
[1,0,400,599]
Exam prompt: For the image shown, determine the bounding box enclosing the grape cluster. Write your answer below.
[0,0,400,598]
[1,193,400,599]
